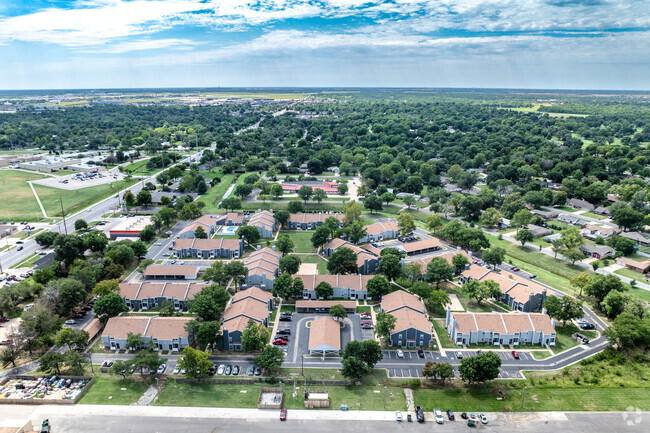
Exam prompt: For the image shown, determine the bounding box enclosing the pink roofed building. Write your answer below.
[281,180,340,194]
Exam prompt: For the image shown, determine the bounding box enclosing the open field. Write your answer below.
[0,170,48,220]
[203,91,310,100]
[79,377,153,405]
[298,254,329,274]
[553,324,598,353]
[275,230,318,253]
[581,211,608,220]
[615,267,649,282]
[122,159,161,176]
[197,173,236,213]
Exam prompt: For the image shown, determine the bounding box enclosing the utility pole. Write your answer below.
[301,350,304,376]
[521,386,527,409]
[59,195,68,235]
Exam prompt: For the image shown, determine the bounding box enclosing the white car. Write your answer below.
[154,242,162,246]
[396,349,404,358]
[217,364,225,375]
[157,363,167,374]
[434,408,444,424]
[65,319,76,325]
[455,351,463,359]
[172,366,180,374]
[23,303,34,312]
[396,411,402,422]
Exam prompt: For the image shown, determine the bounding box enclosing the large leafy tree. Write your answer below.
[254,345,285,372]
[329,304,347,322]
[426,257,453,288]
[604,313,650,350]
[543,296,583,326]
[178,346,213,378]
[236,225,261,247]
[279,255,301,275]
[327,247,358,274]
[315,281,333,299]
[375,311,396,341]
[366,275,391,299]
[275,234,294,256]
[188,284,229,321]
[458,351,501,383]
[224,261,247,291]
[584,274,626,303]
[93,292,128,323]
[241,321,270,352]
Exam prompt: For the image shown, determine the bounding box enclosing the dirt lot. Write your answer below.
[298,263,318,274]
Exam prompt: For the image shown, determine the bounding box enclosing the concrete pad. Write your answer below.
[298,263,318,275]
[446,293,464,311]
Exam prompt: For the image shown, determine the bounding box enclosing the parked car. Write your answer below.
[434,408,444,424]
[225,365,232,375]
[576,318,588,325]
[208,366,216,375]
[157,364,167,374]
[580,323,596,330]
[446,409,455,420]
[396,349,404,358]
[247,364,255,376]
[172,366,180,374]
[361,321,373,326]
[396,411,402,422]
[217,364,225,375]
[65,319,76,325]
[461,412,468,420]
[455,351,463,359]
[274,335,289,341]
[254,366,261,376]
[279,316,292,322]
[511,267,520,272]
[74,313,84,319]
[0,317,10,323]
[361,324,373,329]
[530,274,538,279]
[273,338,288,345]
[479,414,488,424]
[415,406,424,423]
[512,350,520,359]
[17,246,23,251]
[16,241,23,244]
[417,349,424,358]
[280,408,287,421]
[154,242,162,246]
[232,365,240,375]
[281,311,292,316]
[23,303,34,312]
[276,329,291,336]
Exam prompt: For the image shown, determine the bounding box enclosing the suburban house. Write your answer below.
[214,212,244,226]
[119,281,206,310]
[580,244,615,259]
[526,224,552,238]
[247,210,276,238]
[593,206,610,215]
[243,247,282,290]
[403,250,472,276]
[460,264,547,312]
[101,316,194,351]
[282,180,339,195]
[220,287,273,351]
[445,310,556,346]
[615,257,650,274]
[295,300,356,314]
[558,213,589,227]
[380,290,432,348]
[143,265,199,280]
[498,218,511,229]
[397,238,442,256]
[620,231,650,247]
[531,209,559,220]
[358,220,400,243]
[173,238,244,259]
[287,212,344,230]
[322,238,380,275]
[567,198,595,212]
[582,224,621,240]
[178,215,218,238]
[543,233,562,243]
[308,316,341,355]
[293,274,374,300]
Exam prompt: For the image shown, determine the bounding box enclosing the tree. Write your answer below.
[279,255,301,275]
[270,183,284,200]
[402,194,416,208]
[375,311,396,341]
[367,275,391,299]
[364,194,383,214]
[604,313,650,350]
[126,332,144,351]
[561,226,585,250]
[53,234,86,265]
[327,247,358,274]
[458,351,501,383]
[131,350,165,377]
[35,231,60,248]
[451,254,469,274]
[429,290,451,312]
[55,328,89,349]
[600,290,628,319]
[563,248,586,265]
[236,225,260,247]
[338,182,349,195]
[178,346,213,378]
[111,359,133,379]
[139,225,156,242]
[93,292,128,323]
[311,226,330,251]
[241,321,270,352]
[511,209,533,232]
[254,345,285,371]
[462,279,499,305]
[39,352,66,375]
[410,281,432,298]
[344,220,368,244]
[544,295,583,326]
[378,254,402,281]
[189,284,229,321]
[50,278,86,317]
[201,261,226,284]
[313,188,327,204]
[74,219,88,231]
[607,236,636,256]
[136,189,152,207]
[329,304,347,322]
[422,362,454,383]
[235,183,253,199]
[297,185,313,203]
[275,210,290,227]
[288,200,304,214]
[402,262,422,283]
[0,344,21,368]
[584,274,625,303]
[479,207,502,228]
[225,260,248,292]
[124,190,136,209]
[275,234,294,256]
[426,213,443,234]
[515,228,534,247]
[426,257,453,288]
[220,196,241,212]
[343,200,362,224]
[482,247,505,270]
[130,240,148,258]
[341,355,371,380]
[396,213,415,235]
[194,225,207,239]
[613,206,644,231]
[381,192,395,206]
[272,273,295,300]
[551,239,564,259]
[315,281,334,299]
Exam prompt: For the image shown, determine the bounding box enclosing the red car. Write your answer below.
[361,321,373,326]
[74,313,84,319]
[280,409,287,421]
[512,350,520,359]
[273,338,287,345]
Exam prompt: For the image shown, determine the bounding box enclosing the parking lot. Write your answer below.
[32,170,125,190]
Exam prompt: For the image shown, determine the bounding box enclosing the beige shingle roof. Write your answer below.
[289,213,344,224]
[295,300,356,309]
[119,283,142,300]
[232,286,273,304]
[102,316,150,340]
[223,297,269,323]
[174,238,241,251]
[222,315,259,333]
[399,238,441,253]
[381,290,424,314]
[390,307,432,334]
[461,264,491,280]
[451,312,555,335]
[293,274,372,292]
[136,282,166,300]
[145,317,193,340]
[364,221,399,236]
[308,316,341,351]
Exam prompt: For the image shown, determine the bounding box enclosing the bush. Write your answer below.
[265,376,279,384]
[409,379,421,389]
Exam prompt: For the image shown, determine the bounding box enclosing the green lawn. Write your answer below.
[276,230,317,253]
[531,351,553,360]
[10,253,40,269]
[553,324,598,353]
[280,305,296,313]
[0,170,49,220]
[122,159,161,176]
[555,205,578,213]
[79,377,153,405]
[50,170,79,176]
[581,211,607,220]
[240,202,347,212]
[432,319,456,348]
[197,173,236,213]
[356,306,371,314]
[615,267,648,281]
[298,254,329,274]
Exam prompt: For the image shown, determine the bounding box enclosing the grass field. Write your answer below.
[531,351,553,359]
[122,159,161,176]
[553,324,598,353]
[198,173,237,213]
[10,253,40,269]
[615,267,649,282]
[79,377,153,405]
[275,230,317,253]
[0,170,48,220]
[581,211,607,220]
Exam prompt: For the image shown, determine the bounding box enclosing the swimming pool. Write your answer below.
[217,226,238,235]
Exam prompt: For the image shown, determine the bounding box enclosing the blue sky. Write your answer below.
[0,0,648,90]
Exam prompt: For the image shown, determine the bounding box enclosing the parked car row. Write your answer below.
[404,408,487,426]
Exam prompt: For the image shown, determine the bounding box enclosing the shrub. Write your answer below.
[265,376,279,384]
[409,379,421,389]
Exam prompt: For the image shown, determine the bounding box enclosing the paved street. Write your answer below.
[2,404,646,433]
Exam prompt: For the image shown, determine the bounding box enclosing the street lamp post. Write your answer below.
[301,350,304,376]
[521,386,527,409]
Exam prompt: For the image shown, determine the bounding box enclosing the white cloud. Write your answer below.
[83,38,201,53]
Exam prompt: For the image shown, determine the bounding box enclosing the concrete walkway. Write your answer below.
[28,181,48,218]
